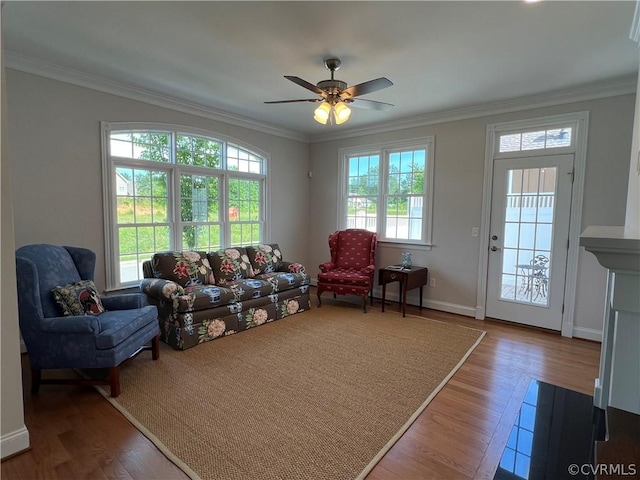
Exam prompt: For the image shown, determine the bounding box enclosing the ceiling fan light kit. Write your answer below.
[313,101,332,124]
[265,57,394,126]
[333,101,351,124]
[314,99,352,125]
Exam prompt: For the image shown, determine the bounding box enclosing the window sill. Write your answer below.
[104,285,141,294]
[377,241,433,251]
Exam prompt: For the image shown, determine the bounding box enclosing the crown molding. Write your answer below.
[3,51,310,143]
[309,74,637,143]
[4,51,635,146]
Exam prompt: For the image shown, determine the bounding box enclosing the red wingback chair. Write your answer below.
[317,229,377,312]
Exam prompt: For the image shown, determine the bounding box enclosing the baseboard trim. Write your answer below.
[312,281,477,317]
[312,281,477,318]
[371,287,476,318]
[423,299,476,318]
[313,281,602,334]
[1,426,30,460]
[572,326,603,342]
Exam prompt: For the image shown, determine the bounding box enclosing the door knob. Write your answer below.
[490,246,501,252]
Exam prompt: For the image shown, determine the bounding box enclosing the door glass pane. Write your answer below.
[498,127,572,153]
[521,131,545,150]
[519,223,535,250]
[499,167,557,306]
[504,223,519,249]
[536,224,552,251]
[502,248,518,275]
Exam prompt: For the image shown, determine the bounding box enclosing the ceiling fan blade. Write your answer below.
[342,77,393,98]
[264,99,321,104]
[284,76,325,95]
[350,98,394,111]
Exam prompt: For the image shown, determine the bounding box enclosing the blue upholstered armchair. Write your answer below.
[15,244,160,397]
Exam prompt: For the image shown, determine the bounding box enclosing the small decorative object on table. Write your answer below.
[401,252,412,269]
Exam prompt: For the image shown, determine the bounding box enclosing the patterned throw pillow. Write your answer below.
[247,244,283,274]
[151,251,215,287]
[208,248,252,285]
[52,280,106,316]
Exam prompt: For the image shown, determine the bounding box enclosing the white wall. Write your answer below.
[1,52,30,458]
[5,69,311,293]
[624,50,640,237]
[309,95,635,337]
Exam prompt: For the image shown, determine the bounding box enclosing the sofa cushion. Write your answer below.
[317,268,371,287]
[246,244,283,274]
[52,280,106,316]
[151,251,214,287]
[94,305,158,350]
[207,248,252,284]
[282,262,305,274]
[177,277,281,312]
[177,285,238,312]
[254,271,310,291]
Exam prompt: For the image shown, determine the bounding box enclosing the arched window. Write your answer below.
[102,123,267,289]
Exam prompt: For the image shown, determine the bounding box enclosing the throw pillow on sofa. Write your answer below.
[52,279,106,316]
[208,248,252,285]
[151,251,214,287]
[247,244,283,274]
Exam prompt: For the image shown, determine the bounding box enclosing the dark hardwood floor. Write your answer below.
[2,293,601,480]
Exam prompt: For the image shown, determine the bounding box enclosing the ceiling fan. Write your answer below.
[265,58,394,125]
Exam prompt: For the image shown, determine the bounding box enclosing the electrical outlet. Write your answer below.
[429,277,436,287]
[472,227,479,237]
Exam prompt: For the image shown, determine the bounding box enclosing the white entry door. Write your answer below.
[486,154,573,330]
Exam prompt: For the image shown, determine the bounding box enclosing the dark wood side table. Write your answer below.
[379,266,428,317]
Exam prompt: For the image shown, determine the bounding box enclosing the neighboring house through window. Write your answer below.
[339,136,434,246]
[102,123,267,289]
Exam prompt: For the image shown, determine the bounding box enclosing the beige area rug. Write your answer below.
[99,304,485,480]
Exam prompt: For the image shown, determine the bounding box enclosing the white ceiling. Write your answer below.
[2,1,638,141]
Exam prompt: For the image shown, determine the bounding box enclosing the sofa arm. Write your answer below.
[102,293,148,310]
[319,262,335,273]
[40,315,100,334]
[140,278,184,300]
[278,261,306,274]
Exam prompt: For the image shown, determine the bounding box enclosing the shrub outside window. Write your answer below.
[102,124,267,289]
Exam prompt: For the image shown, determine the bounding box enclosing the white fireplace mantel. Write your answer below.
[580,225,640,415]
[580,226,640,271]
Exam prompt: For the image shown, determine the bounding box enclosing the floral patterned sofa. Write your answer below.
[140,244,310,350]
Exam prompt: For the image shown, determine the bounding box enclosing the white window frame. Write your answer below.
[338,136,435,247]
[101,122,269,290]
[476,111,589,341]
[494,121,577,159]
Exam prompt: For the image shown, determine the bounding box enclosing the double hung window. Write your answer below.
[102,123,267,289]
[340,137,434,246]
